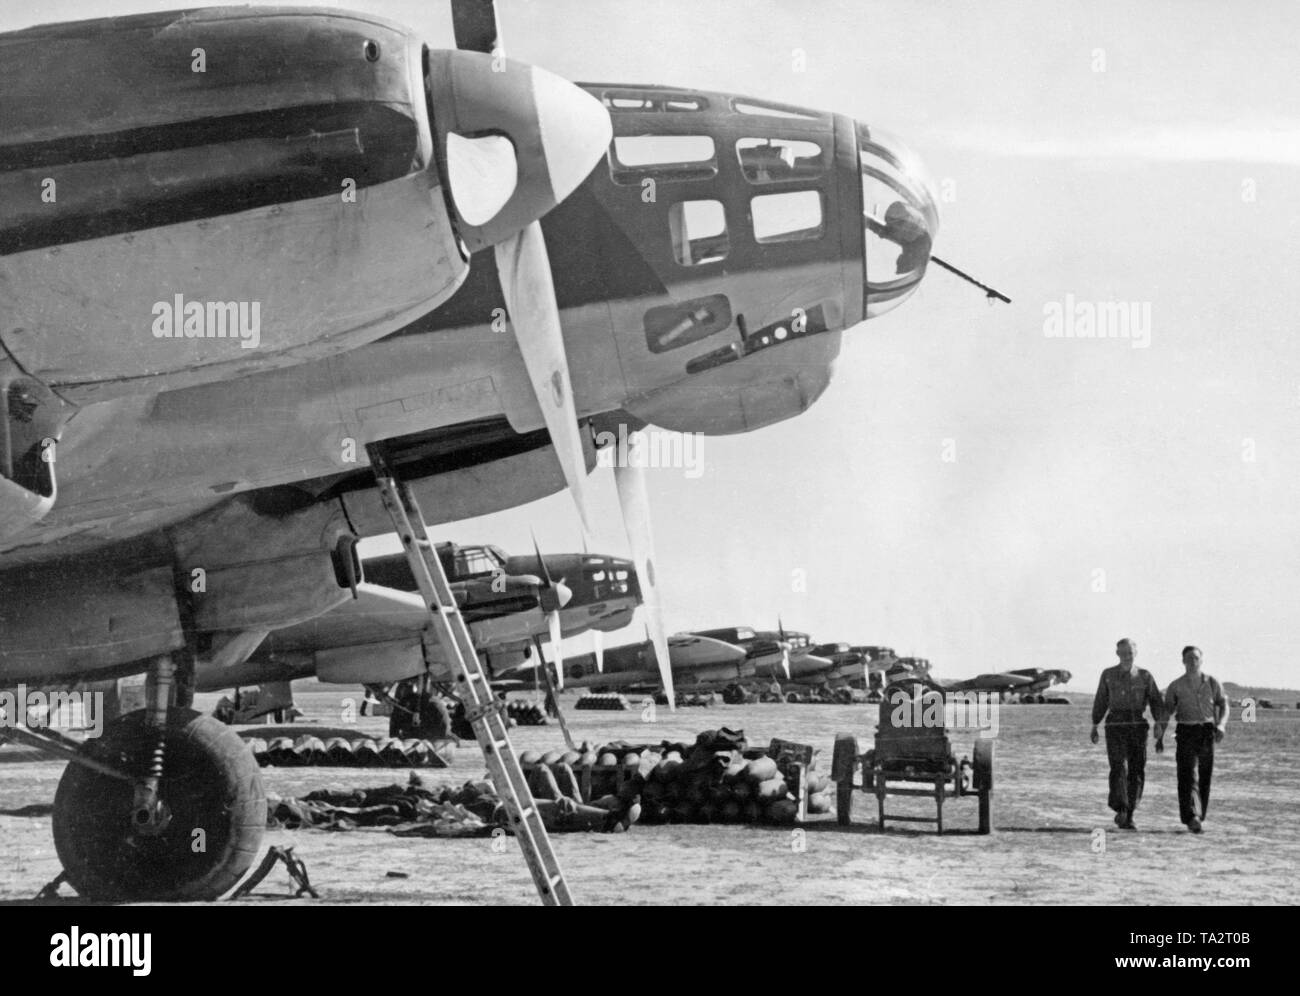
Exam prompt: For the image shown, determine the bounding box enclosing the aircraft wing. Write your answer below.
[258,583,431,653]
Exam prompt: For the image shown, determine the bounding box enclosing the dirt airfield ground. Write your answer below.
[1,684,1296,905]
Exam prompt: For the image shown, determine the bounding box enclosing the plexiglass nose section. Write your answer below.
[426,51,612,253]
[858,124,940,318]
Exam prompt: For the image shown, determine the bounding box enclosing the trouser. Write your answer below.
[1105,721,1148,814]
[1175,723,1216,824]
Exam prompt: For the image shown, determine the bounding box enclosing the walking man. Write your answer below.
[1090,638,1165,829]
[1160,646,1227,834]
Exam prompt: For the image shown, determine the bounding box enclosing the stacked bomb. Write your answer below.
[636,748,799,824]
[246,735,453,768]
[574,693,632,711]
[590,729,833,825]
[518,743,643,832]
[506,700,549,725]
[782,688,869,705]
[651,691,717,707]
[752,688,867,705]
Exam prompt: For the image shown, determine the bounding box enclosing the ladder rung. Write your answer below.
[368,446,573,906]
[366,447,574,910]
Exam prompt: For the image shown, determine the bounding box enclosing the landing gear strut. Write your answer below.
[130,655,174,835]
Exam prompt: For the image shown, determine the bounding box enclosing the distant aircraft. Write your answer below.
[751,628,835,683]
[517,633,750,692]
[935,667,1071,700]
[692,626,792,682]
[1004,668,1073,700]
[198,541,641,695]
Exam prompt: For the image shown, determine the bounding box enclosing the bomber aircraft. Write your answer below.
[195,539,642,704]
[934,667,1072,701]
[0,0,967,900]
[529,632,752,693]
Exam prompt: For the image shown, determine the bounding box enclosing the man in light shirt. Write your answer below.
[1159,646,1227,834]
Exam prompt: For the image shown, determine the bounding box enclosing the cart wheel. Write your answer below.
[973,737,994,791]
[836,781,854,826]
[978,789,992,834]
[831,733,858,827]
[831,733,858,780]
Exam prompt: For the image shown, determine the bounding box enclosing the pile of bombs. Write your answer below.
[651,691,718,707]
[505,700,549,725]
[246,735,453,768]
[754,691,873,707]
[572,692,717,710]
[520,729,833,826]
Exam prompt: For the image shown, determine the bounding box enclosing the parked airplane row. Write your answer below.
[194,541,1070,713]
[0,0,1005,899]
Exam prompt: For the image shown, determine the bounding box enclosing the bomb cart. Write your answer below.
[831,675,993,834]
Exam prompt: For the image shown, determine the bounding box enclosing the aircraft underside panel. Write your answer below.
[316,640,426,685]
[0,562,182,682]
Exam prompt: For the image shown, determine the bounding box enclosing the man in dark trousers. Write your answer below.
[1160,646,1228,834]
[1090,638,1165,830]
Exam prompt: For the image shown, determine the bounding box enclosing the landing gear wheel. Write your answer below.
[390,695,451,740]
[53,708,265,901]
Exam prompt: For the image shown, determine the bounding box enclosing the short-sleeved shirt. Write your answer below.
[1092,664,1163,726]
[1164,672,1225,725]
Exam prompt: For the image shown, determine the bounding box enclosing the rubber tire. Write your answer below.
[978,789,991,835]
[831,733,859,827]
[53,709,265,902]
[972,737,994,792]
[836,782,854,826]
[390,696,451,741]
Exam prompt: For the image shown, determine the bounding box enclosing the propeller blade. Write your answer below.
[451,0,500,54]
[531,532,554,581]
[547,608,565,691]
[496,224,593,533]
[579,533,603,673]
[615,436,675,709]
[529,530,571,627]
[781,643,792,682]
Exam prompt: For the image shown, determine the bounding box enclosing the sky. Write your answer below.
[10,0,1300,691]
